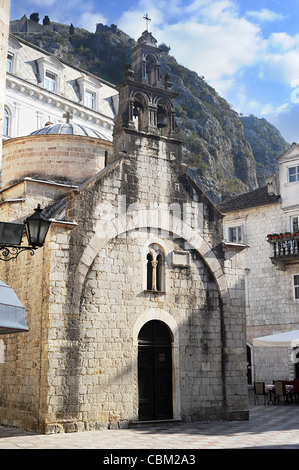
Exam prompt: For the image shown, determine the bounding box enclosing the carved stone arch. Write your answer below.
[155,97,176,136]
[144,53,160,85]
[71,209,229,315]
[133,308,181,419]
[156,98,170,134]
[131,91,149,131]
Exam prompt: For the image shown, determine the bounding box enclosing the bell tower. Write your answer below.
[112,27,182,162]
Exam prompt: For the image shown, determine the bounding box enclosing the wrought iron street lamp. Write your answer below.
[0,205,51,261]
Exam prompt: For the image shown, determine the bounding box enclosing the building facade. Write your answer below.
[0,1,11,160]
[4,33,117,143]
[219,144,299,384]
[0,28,248,433]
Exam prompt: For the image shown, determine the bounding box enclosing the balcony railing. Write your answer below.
[267,233,299,264]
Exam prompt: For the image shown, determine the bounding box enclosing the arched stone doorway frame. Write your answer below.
[133,308,180,420]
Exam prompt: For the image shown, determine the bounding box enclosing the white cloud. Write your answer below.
[268,32,299,51]
[157,17,262,82]
[77,12,107,32]
[260,102,290,116]
[117,0,266,86]
[246,8,286,23]
[25,0,57,6]
[262,49,299,85]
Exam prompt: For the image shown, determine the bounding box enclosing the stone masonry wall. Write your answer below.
[44,229,224,431]
[2,135,112,188]
[225,203,299,384]
[0,235,50,431]
[0,131,248,432]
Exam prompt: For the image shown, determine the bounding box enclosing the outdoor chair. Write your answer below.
[274,381,289,405]
[291,379,299,400]
[254,381,268,405]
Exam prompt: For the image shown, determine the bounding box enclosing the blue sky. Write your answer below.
[9,0,299,143]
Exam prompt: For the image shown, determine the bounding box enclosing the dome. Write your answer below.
[30,122,112,141]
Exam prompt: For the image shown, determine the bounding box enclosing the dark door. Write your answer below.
[138,320,173,421]
[247,345,252,385]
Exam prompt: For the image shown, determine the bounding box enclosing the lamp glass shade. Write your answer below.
[0,222,24,246]
[24,205,51,247]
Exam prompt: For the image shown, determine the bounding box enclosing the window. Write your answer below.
[36,57,63,93]
[77,76,100,112]
[3,108,10,136]
[147,253,153,290]
[6,53,13,73]
[293,275,299,300]
[145,244,165,292]
[45,71,56,92]
[291,216,299,232]
[228,226,243,243]
[84,90,95,109]
[288,166,299,183]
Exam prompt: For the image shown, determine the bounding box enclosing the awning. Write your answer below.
[253,329,299,348]
[0,280,29,334]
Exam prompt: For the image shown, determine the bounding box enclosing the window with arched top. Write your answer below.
[3,108,10,137]
[145,244,165,292]
[132,94,148,132]
[145,54,158,85]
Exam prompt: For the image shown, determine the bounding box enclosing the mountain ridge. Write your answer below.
[10,15,289,203]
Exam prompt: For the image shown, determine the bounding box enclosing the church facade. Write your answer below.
[0,28,248,433]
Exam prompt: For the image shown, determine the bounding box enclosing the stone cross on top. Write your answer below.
[63,111,73,124]
[143,13,151,31]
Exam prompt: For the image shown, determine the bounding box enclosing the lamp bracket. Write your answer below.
[0,245,37,261]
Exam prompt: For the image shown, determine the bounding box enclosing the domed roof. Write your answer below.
[30,122,112,141]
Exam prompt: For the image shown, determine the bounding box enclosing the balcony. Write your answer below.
[267,232,299,268]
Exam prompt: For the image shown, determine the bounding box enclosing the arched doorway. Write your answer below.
[138,320,173,421]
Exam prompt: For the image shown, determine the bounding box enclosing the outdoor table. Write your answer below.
[265,384,275,403]
[265,384,295,404]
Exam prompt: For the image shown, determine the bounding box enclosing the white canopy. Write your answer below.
[253,329,299,348]
[0,281,29,334]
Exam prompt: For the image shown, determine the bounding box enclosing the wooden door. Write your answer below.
[138,320,173,421]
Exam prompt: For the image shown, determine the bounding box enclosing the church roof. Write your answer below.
[218,186,281,213]
[30,123,112,141]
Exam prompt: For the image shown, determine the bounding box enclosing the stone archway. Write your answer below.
[137,319,173,421]
[133,308,180,420]
[71,209,229,313]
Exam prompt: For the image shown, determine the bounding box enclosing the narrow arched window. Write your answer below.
[145,55,157,84]
[156,254,163,291]
[145,245,165,292]
[3,108,10,137]
[147,253,153,290]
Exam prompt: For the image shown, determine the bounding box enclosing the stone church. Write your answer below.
[0,24,248,433]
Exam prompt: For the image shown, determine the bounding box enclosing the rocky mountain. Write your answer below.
[10,16,289,203]
[240,115,289,186]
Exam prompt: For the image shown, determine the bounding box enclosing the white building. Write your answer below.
[219,143,299,384]
[4,34,118,143]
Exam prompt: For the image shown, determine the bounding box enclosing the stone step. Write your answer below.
[129,418,183,428]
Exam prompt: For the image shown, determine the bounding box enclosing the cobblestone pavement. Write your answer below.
[1,391,299,450]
